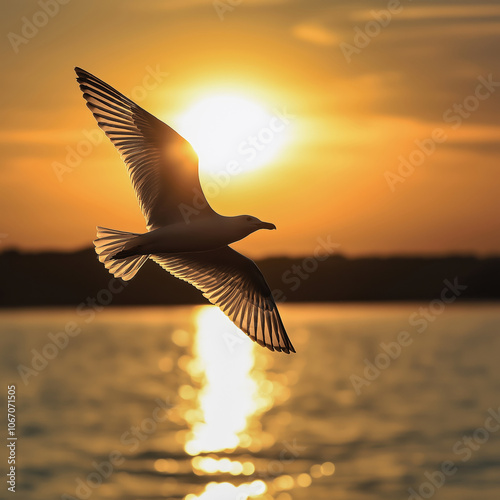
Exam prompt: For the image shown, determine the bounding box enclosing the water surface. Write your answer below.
[1,303,499,500]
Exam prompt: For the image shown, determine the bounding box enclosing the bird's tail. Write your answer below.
[94,226,148,281]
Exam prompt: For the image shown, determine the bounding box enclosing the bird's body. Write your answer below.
[114,214,276,258]
[75,67,295,353]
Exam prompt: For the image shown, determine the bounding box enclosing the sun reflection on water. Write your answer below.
[171,306,332,500]
[185,480,267,500]
[184,306,271,456]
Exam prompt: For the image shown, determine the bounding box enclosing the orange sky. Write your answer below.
[1,0,500,258]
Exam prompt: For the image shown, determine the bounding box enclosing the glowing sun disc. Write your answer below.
[173,93,290,175]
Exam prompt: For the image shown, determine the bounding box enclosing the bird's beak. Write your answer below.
[260,221,276,230]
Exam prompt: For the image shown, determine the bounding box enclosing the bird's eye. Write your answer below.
[246,217,253,222]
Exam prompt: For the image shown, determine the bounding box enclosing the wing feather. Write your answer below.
[151,247,295,353]
[75,67,215,228]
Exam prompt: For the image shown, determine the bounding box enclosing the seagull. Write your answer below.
[74,68,295,354]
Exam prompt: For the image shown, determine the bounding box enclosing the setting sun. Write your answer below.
[173,93,292,175]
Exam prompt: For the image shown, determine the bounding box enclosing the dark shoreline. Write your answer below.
[1,248,499,307]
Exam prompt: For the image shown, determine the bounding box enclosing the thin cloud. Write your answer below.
[292,22,339,46]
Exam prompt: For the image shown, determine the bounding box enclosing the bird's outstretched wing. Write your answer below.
[75,67,215,229]
[151,247,295,353]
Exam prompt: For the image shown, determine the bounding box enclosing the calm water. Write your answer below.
[1,303,499,500]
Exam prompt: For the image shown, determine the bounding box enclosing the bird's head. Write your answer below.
[235,215,276,235]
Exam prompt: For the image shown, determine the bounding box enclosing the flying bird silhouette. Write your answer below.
[75,67,295,354]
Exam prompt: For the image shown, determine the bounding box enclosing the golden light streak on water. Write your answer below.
[178,306,330,499]
[184,307,270,456]
[185,480,267,500]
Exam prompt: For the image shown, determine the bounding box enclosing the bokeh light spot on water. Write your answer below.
[230,461,244,475]
[310,464,323,478]
[179,384,196,400]
[296,473,312,487]
[273,474,294,490]
[242,461,255,475]
[178,354,192,371]
[321,461,335,476]
[239,433,252,447]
